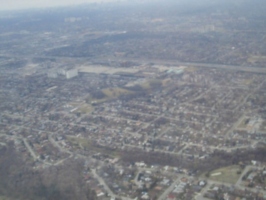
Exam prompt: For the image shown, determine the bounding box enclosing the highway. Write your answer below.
[48,135,73,156]
[22,138,38,161]
[111,57,266,74]
[158,178,181,200]
[92,169,134,200]
[1,53,266,74]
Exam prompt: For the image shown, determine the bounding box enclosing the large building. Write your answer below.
[47,71,58,78]
[47,68,78,79]
[66,69,78,79]
[57,68,66,76]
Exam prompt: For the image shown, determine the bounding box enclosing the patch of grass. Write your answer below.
[139,82,150,89]
[75,104,94,114]
[204,165,242,184]
[69,102,82,108]
[184,67,197,72]
[260,121,266,132]
[86,80,165,105]
[162,78,171,86]
[102,87,133,98]
[67,136,121,158]
[85,87,134,104]
[237,118,250,129]
[0,196,10,200]
[248,55,266,64]
[139,79,163,90]
[69,102,94,114]
[244,79,252,85]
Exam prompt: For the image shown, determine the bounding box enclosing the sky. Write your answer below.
[0,0,124,11]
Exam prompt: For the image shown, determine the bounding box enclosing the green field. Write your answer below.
[237,117,249,129]
[248,55,266,64]
[0,196,10,200]
[67,136,121,158]
[86,79,164,104]
[204,165,242,184]
[76,104,94,114]
[102,87,133,98]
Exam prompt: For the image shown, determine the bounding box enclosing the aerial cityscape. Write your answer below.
[0,0,266,200]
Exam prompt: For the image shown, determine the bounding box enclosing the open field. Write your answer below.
[67,136,121,158]
[111,57,266,74]
[75,104,94,114]
[237,117,250,129]
[0,196,10,200]
[137,79,163,90]
[23,63,39,76]
[46,86,58,92]
[102,87,133,98]
[85,87,134,104]
[260,121,266,132]
[87,80,165,104]
[78,65,140,74]
[248,55,266,64]
[68,102,94,114]
[205,165,242,184]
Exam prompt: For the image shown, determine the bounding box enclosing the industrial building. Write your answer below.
[66,69,78,79]
[57,68,66,75]
[47,71,58,78]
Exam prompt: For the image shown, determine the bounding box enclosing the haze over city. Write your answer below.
[0,0,266,200]
[0,0,226,11]
[0,0,127,10]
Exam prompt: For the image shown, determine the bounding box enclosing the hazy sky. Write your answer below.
[0,0,122,11]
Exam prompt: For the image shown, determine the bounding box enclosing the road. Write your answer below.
[223,77,265,139]
[194,183,211,200]
[235,165,266,196]
[91,169,116,198]
[111,57,266,74]
[1,123,265,200]
[5,53,264,74]
[235,165,256,187]
[194,165,265,200]
[133,169,142,188]
[22,138,38,161]
[92,169,133,200]
[48,135,73,156]
[0,142,6,146]
[22,138,52,166]
[2,53,266,76]
[0,123,73,166]
[158,177,181,200]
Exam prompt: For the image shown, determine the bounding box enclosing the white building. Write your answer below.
[47,71,58,78]
[66,69,78,79]
[57,68,66,75]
